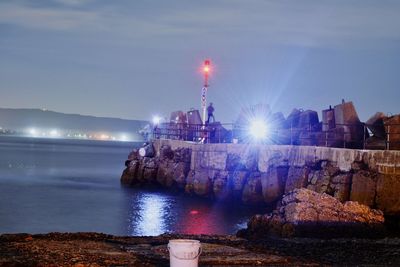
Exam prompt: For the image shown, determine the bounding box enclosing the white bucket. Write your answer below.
[168,239,202,267]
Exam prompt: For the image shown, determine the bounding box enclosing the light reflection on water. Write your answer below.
[0,136,265,236]
[134,194,168,236]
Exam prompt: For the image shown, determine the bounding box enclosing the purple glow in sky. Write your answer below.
[1,0,399,122]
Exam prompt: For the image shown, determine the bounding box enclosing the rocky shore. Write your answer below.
[1,232,400,266]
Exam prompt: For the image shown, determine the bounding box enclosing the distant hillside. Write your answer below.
[0,108,148,140]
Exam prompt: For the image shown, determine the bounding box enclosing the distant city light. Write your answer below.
[17,126,136,142]
[101,134,108,139]
[28,128,37,136]
[119,134,129,141]
[50,129,59,137]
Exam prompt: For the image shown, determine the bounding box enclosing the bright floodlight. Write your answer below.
[152,115,161,125]
[249,119,268,140]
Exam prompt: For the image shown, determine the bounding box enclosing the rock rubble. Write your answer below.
[241,188,385,238]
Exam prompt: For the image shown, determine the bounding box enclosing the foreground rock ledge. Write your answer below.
[1,232,400,266]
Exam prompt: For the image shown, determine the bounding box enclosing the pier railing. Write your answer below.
[152,122,400,150]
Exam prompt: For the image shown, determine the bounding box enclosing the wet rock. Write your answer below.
[184,170,196,194]
[192,169,214,197]
[213,171,230,200]
[172,162,190,188]
[128,149,139,161]
[120,160,140,185]
[156,160,174,186]
[160,145,174,160]
[173,147,191,163]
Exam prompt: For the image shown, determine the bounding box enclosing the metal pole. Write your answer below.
[202,86,207,125]
[201,59,210,126]
[363,124,366,150]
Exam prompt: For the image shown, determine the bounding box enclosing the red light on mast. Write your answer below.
[203,59,211,74]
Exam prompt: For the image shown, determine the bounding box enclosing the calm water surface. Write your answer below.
[0,136,264,236]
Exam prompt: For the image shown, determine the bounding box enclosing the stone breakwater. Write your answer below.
[121,139,400,216]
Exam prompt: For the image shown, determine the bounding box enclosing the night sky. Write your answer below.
[1,0,399,122]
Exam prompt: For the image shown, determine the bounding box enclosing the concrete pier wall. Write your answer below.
[121,139,400,215]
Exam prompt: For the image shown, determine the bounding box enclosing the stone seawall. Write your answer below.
[121,139,400,216]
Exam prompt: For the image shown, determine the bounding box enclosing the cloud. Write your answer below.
[0,2,100,30]
[0,0,399,48]
[53,0,94,7]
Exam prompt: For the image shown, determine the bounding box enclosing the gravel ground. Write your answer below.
[1,232,400,266]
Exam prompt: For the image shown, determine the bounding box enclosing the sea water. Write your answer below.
[0,136,264,235]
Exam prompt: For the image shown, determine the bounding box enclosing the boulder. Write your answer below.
[330,173,352,202]
[242,172,264,204]
[184,170,196,194]
[298,110,319,129]
[285,108,302,128]
[376,173,400,215]
[120,160,140,185]
[128,149,139,160]
[350,170,377,207]
[270,112,285,129]
[226,153,246,171]
[366,112,387,138]
[229,171,248,199]
[156,160,174,186]
[333,101,364,148]
[138,143,155,158]
[142,157,158,183]
[384,114,400,150]
[173,147,192,163]
[284,167,309,193]
[261,166,288,204]
[172,162,190,188]
[160,145,174,160]
[243,188,385,238]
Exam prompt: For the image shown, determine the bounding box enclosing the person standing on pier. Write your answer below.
[207,102,215,124]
